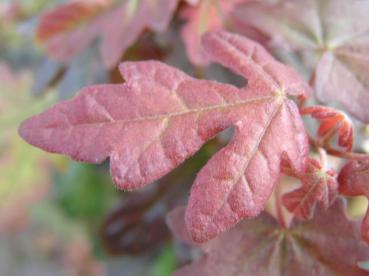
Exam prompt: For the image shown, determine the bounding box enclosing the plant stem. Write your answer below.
[307,133,369,161]
[325,148,369,161]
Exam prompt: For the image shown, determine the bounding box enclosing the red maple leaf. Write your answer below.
[168,199,369,275]
[19,31,310,242]
[283,157,338,220]
[234,0,369,123]
[301,105,353,151]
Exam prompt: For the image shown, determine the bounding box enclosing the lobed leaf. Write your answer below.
[20,31,309,242]
[170,199,369,276]
[283,158,338,220]
[234,0,369,122]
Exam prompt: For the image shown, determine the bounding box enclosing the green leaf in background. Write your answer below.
[53,162,118,224]
[150,245,177,276]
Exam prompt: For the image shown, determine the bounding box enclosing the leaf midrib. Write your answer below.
[201,98,285,234]
[40,94,275,130]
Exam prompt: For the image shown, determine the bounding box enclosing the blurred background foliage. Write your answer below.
[0,1,185,275]
[1,0,368,275]
[0,2,211,274]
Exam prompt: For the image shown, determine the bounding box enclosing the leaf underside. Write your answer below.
[169,199,369,276]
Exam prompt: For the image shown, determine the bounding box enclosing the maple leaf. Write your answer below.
[36,0,180,68]
[301,105,353,151]
[19,31,309,242]
[180,0,244,66]
[283,157,338,220]
[169,199,369,276]
[234,0,369,123]
[339,160,369,244]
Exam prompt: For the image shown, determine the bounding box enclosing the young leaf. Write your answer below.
[283,158,338,220]
[19,31,310,242]
[339,160,369,244]
[170,200,369,276]
[301,106,353,151]
[37,0,180,68]
[235,0,369,122]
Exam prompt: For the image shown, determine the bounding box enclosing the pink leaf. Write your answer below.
[36,1,106,63]
[234,0,369,123]
[301,105,354,151]
[170,199,369,276]
[37,0,180,68]
[20,31,309,242]
[283,158,338,220]
[339,160,369,244]
[99,0,180,68]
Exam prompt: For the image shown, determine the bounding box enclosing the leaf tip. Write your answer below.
[18,117,34,146]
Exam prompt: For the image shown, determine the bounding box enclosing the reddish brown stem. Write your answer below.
[307,133,369,161]
[325,148,369,161]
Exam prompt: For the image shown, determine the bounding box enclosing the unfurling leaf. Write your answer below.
[283,158,338,220]
[19,31,309,242]
[339,160,369,244]
[37,0,180,68]
[301,106,353,151]
[169,200,369,276]
[235,0,369,123]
